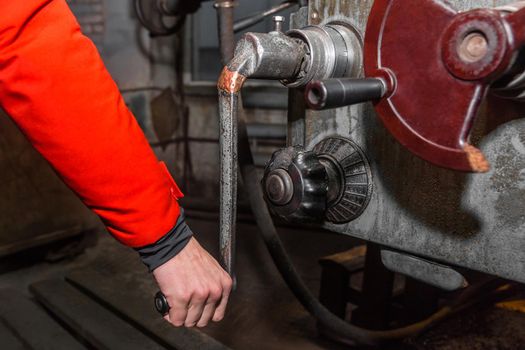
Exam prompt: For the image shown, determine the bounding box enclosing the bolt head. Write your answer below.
[458,32,489,63]
[265,169,294,206]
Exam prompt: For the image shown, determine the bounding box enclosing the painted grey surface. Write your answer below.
[288,0,525,283]
[381,250,468,291]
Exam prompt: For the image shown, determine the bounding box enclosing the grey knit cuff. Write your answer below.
[135,209,193,272]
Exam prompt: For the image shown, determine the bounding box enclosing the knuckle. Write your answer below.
[223,275,233,289]
[209,286,222,300]
[193,288,209,301]
[177,290,192,302]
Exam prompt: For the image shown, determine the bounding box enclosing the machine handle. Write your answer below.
[305,78,386,110]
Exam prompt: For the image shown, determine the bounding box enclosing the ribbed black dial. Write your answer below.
[262,137,373,224]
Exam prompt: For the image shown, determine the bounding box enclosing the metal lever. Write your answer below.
[217,22,363,282]
[305,78,386,110]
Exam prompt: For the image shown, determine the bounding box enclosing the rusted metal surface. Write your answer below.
[217,68,247,93]
[295,0,525,283]
[464,144,491,171]
[218,90,239,277]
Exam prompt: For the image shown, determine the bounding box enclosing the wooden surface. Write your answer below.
[0,288,85,350]
[0,218,524,350]
[0,319,27,350]
[31,279,164,350]
[67,269,229,350]
[0,250,229,350]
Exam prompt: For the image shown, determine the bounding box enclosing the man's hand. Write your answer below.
[153,237,233,328]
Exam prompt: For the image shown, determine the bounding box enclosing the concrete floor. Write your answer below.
[0,215,524,349]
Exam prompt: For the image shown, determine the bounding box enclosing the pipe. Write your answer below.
[215,0,237,65]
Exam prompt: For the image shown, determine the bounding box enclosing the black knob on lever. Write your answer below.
[305,78,386,110]
[154,291,170,316]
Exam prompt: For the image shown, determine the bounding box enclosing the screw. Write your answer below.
[311,10,320,22]
[273,16,285,33]
[458,32,489,63]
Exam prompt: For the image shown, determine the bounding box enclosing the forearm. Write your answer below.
[0,0,185,250]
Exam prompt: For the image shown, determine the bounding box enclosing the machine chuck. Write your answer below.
[262,137,373,224]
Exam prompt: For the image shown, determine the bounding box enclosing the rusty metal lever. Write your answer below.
[217,22,364,278]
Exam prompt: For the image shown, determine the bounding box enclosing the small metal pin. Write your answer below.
[273,16,285,33]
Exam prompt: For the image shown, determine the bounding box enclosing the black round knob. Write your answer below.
[262,146,328,222]
[154,291,170,316]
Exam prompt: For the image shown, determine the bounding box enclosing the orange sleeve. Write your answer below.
[0,0,183,247]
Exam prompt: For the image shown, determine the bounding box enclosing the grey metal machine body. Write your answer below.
[287,1,525,284]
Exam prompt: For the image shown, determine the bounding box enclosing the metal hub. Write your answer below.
[459,32,489,63]
[265,169,294,206]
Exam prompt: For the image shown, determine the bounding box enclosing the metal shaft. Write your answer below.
[218,91,238,277]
